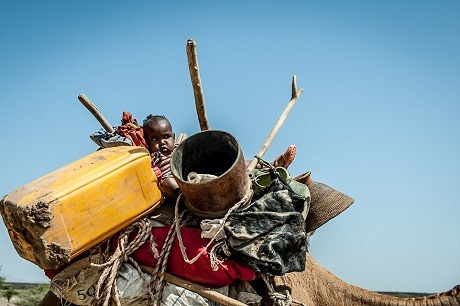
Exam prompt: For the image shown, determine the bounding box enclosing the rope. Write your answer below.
[262,274,307,306]
[148,217,178,305]
[174,189,252,268]
[90,217,155,306]
[87,180,251,305]
[146,190,251,304]
[209,240,230,270]
[59,296,72,306]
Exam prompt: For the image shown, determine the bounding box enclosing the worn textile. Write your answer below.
[225,174,309,275]
[116,111,149,149]
[113,263,260,306]
[111,226,256,287]
[49,254,106,305]
[108,262,229,306]
[50,257,229,306]
[90,129,133,148]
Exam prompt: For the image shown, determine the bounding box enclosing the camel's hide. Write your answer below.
[273,253,460,306]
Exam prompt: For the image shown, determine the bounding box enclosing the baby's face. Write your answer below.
[143,120,175,156]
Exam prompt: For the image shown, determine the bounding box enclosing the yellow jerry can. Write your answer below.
[0,146,162,270]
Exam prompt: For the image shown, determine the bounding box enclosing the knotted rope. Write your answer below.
[148,208,185,305]
[90,217,156,306]
[59,296,72,306]
[262,274,306,306]
[174,189,252,270]
[146,189,251,304]
[88,176,252,305]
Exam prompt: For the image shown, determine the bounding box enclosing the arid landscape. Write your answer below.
[0,283,48,306]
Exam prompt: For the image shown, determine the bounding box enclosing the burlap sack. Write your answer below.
[50,256,229,306]
[49,254,105,305]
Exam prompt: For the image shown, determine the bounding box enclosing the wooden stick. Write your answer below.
[78,94,115,134]
[139,266,247,306]
[186,38,210,131]
[175,133,188,145]
[247,76,304,171]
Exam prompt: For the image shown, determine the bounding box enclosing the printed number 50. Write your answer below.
[78,285,96,300]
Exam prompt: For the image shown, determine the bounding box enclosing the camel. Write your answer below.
[38,250,460,306]
[272,252,460,306]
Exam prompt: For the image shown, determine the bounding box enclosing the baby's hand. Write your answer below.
[151,152,172,178]
[158,177,180,200]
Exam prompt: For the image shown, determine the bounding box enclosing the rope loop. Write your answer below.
[90,217,155,306]
[174,189,252,267]
[262,274,307,306]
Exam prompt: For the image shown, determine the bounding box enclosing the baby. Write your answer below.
[142,114,180,200]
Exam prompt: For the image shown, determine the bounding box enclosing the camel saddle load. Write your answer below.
[2,39,460,306]
[3,125,459,306]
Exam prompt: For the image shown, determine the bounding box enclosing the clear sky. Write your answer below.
[0,0,459,294]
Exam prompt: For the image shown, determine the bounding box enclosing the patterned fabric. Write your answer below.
[90,129,133,148]
[225,173,309,275]
[151,152,172,181]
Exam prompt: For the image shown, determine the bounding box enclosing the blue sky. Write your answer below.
[1,0,459,293]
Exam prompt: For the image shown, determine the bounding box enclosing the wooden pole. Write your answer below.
[186,38,210,131]
[78,94,115,134]
[247,75,303,171]
[140,266,247,306]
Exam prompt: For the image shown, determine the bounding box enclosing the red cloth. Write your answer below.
[116,111,149,149]
[44,268,58,279]
[44,251,90,279]
[45,226,256,287]
[113,226,256,287]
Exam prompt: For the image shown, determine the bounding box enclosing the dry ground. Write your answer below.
[0,296,18,305]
